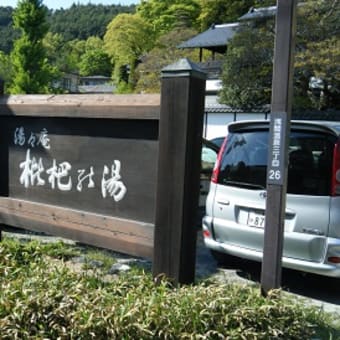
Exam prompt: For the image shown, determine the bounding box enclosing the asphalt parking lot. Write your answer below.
[195,231,340,315]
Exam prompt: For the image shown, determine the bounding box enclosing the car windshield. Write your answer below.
[218,129,334,196]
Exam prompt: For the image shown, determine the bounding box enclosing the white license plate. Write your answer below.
[247,211,265,228]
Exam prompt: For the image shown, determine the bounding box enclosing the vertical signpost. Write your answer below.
[261,0,297,295]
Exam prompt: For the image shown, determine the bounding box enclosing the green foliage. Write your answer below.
[64,39,86,73]
[0,3,135,54]
[79,37,112,76]
[1,0,338,101]
[294,0,340,109]
[79,50,112,77]
[0,6,20,54]
[48,4,136,41]
[220,25,274,109]
[8,0,56,94]
[135,28,199,93]
[197,0,254,30]
[137,0,200,35]
[0,237,338,339]
[0,51,12,91]
[104,13,154,87]
[220,0,340,110]
[13,0,49,41]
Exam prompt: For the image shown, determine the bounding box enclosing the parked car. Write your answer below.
[200,139,219,204]
[209,136,225,150]
[197,139,219,224]
[203,120,340,277]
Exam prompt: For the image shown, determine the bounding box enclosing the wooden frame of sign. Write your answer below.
[0,59,206,285]
[0,94,160,258]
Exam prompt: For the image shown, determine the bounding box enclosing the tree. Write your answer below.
[0,51,12,92]
[197,0,254,30]
[219,0,340,110]
[43,32,66,70]
[135,27,199,93]
[9,0,56,94]
[294,0,340,109]
[0,6,20,54]
[219,25,274,109]
[48,4,136,41]
[137,0,200,36]
[104,13,154,91]
[196,0,276,31]
[79,37,112,76]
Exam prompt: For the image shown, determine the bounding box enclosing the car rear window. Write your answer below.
[217,129,335,196]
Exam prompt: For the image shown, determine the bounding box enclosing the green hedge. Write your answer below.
[0,238,338,339]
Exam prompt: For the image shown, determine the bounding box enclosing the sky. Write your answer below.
[1,0,138,10]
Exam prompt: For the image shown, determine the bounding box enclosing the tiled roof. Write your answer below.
[178,23,239,53]
[205,103,269,113]
[238,6,276,21]
[204,105,340,119]
[239,3,305,21]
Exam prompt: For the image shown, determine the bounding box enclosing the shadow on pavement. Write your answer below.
[195,231,340,312]
[218,256,340,309]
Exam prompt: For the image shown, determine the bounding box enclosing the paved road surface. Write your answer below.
[196,231,340,315]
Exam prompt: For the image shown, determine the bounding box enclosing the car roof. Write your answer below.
[228,120,340,137]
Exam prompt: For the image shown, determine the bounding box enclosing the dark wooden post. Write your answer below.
[153,58,206,285]
[261,0,297,295]
[0,78,4,95]
[0,78,3,241]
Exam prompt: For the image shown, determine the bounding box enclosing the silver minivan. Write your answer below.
[203,120,340,277]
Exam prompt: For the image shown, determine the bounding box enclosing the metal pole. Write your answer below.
[261,0,297,296]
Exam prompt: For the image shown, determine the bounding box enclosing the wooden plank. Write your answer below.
[0,94,160,119]
[0,197,154,258]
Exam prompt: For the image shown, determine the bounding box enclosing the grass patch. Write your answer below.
[0,237,339,339]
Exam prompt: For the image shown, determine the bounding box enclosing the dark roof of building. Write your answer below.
[238,6,276,21]
[205,103,270,114]
[205,104,340,118]
[178,23,239,54]
[239,3,305,21]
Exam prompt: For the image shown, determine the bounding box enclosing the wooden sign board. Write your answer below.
[0,60,205,285]
[0,94,160,258]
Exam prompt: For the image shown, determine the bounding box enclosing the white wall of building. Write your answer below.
[203,112,270,140]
